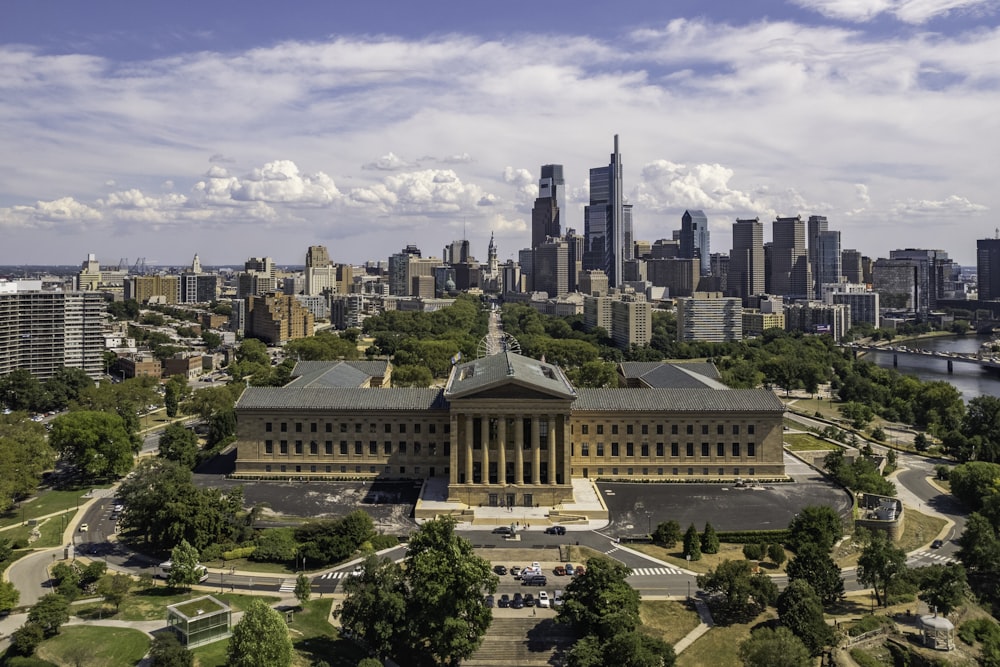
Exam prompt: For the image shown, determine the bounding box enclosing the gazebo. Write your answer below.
[166,595,232,648]
[917,614,955,651]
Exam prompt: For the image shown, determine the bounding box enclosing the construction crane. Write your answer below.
[131,257,147,275]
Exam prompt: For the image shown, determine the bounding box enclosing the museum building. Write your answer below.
[233,352,786,507]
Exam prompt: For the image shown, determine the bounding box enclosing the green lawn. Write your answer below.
[783,432,839,451]
[676,609,776,667]
[35,625,150,667]
[0,488,94,529]
[73,585,279,621]
[639,600,701,645]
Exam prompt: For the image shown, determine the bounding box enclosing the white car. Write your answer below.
[537,591,550,608]
[553,590,564,607]
[78,523,89,532]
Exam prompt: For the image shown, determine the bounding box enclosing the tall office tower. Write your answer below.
[807,215,829,298]
[889,248,956,311]
[533,238,570,299]
[729,218,765,302]
[388,245,422,296]
[237,256,276,299]
[501,260,522,295]
[247,292,314,345]
[978,237,1000,301]
[305,245,332,296]
[769,216,810,299]
[814,230,842,298]
[873,257,922,312]
[622,204,634,262]
[680,210,711,276]
[0,281,105,380]
[842,249,864,284]
[565,228,585,293]
[190,254,202,274]
[443,239,471,265]
[306,245,330,270]
[531,164,565,249]
[584,135,625,288]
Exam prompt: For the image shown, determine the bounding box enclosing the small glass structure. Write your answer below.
[166,595,232,648]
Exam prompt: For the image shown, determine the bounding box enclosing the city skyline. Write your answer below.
[1,0,997,266]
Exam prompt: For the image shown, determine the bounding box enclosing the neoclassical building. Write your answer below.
[233,352,786,507]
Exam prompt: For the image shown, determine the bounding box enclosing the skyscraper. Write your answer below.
[680,210,711,276]
[531,165,565,249]
[584,135,625,288]
[978,237,1000,301]
[729,218,765,302]
[769,216,810,299]
[814,230,843,297]
[807,215,829,298]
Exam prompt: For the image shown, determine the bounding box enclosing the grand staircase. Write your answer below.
[463,617,576,667]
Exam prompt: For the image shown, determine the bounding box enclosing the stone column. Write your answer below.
[531,416,541,485]
[449,413,459,486]
[562,414,572,487]
[480,415,490,485]
[514,417,524,485]
[548,415,558,485]
[464,414,473,485]
[497,417,507,485]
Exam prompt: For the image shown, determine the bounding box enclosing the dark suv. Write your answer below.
[544,526,566,535]
[522,574,548,586]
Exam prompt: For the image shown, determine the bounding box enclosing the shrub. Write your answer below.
[223,546,257,561]
[742,543,763,560]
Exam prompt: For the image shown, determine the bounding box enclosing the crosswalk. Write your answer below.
[604,547,620,556]
[278,579,296,592]
[908,550,958,565]
[319,571,347,580]
[628,566,684,577]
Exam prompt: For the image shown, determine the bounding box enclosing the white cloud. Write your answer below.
[362,152,416,171]
[788,0,997,23]
[889,194,988,216]
[0,197,104,229]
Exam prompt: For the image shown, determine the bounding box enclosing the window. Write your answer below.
[612,425,619,435]
[339,441,347,455]
[687,468,693,476]
[295,423,302,433]
[658,468,663,475]
[701,443,709,456]
[611,443,620,457]
[325,441,333,455]
[264,440,273,454]
[732,443,741,457]
[280,465,286,473]
[340,465,347,473]
[325,423,332,433]
[369,423,377,433]
[310,465,317,473]
[748,443,756,457]
[400,466,406,474]
[385,423,392,433]
[582,425,589,435]
[340,423,347,433]
[265,465,271,473]
[702,468,709,476]
[686,443,694,457]
[399,442,407,454]
[294,441,302,454]
[429,424,436,434]
[400,424,407,433]
[701,425,709,435]
[686,425,694,435]
[657,425,664,435]
[640,443,649,457]
[672,467,679,475]
[656,443,664,457]
[748,467,755,476]
[626,425,633,435]
[581,444,589,457]
[717,443,725,457]
[671,425,678,435]
[748,425,755,435]
[626,443,634,457]
[612,468,619,476]
[310,423,317,433]
[627,468,633,476]
[355,424,362,433]
[326,465,332,473]
[642,425,648,435]
[719,467,724,476]
[670,443,678,457]
[354,441,362,455]
[444,424,450,433]
[280,423,287,432]
[429,444,436,456]
[717,424,724,435]
[369,441,377,455]
[279,441,288,454]
[414,443,421,455]
[309,441,318,455]
[597,425,604,435]
[732,425,740,435]
[443,443,450,456]
[265,423,272,432]
[597,443,605,457]
[384,441,392,454]
[414,424,421,434]
[642,467,648,475]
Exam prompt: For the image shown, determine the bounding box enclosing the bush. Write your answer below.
[847,614,893,637]
[715,529,791,545]
[742,543,763,560]
[223,546,257,561]
[369,534,399,552]
[958,618,1000,645]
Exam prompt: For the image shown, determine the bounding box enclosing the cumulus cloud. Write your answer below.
[788,0,996,23]
[345,168,497,217]
[192,160,341,206]
[889,194,988,216]
[634,160,761,213]
[502,166,537,203]
[0,197,104,229]
[362,152,416,171]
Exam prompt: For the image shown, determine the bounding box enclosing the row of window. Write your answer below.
[265,421,449,435]
[579,467,758,477]
[576,442,757,458]
[577,423,756,436]
[262,440,451,457]
[261,464,449,475]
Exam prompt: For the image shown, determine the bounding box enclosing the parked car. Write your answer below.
[498,594,510,608]
[494,564,508,575]
[511,566,522,578]
[492,526,512,535]
[553,565,566,576]
[564,563,575,576]
[483,595,495,608]
[538,591,550,608]
[524,593,535,607]
[553,590,564,607]
[574,565,586,577]
[544,526,566,535]
[511,593,524,609]
[522,575,547,586]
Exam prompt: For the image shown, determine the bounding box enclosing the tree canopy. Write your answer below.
[48,410,137,479]
[227,598,293,667]
[738,626,812,667]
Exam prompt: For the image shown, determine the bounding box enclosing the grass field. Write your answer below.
[629,542,789,575]
[0,488,93,529]
[783,432,839,451]
[35,625,150,667]
[675,609,776,667]
[639,600,702,645]
[73,585,279,622]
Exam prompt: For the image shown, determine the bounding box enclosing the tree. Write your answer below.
[916,564,968,615]
[402,516,498,666]
[0,368,45,412]
[97,572,134,610]
[336,555,408,660]
[235,338,270,366]
[777,580,834,656]
[787,505,843,553]
[43,367,95,411]
[48,410,137,479]
[0,414,53,513]
[948,461,1000,512]
[683,524,701,561]
[227,598,293,667]
[601,631,676,667]
[167,539,202,589]
[252,527,298,563]
[652,520,682,548]
[697,559,778,623]
[9,621,45,656]
[0,579,20,613]
[857,530,907,607]
[294,572,311,605]
[701,522,720,554]
[914,432,929,452]
[559,557,641,641]
[767,543,786,566]
[958,512,1000,575]
[148,631,194,667]
[158,422,200,468]
[785,542,844,604]
[566,634,606,667]
[164,375,191,418]
[742,543,763,561]
[28,593,70,637]
[738,626,812,667]
[390,364,434,388]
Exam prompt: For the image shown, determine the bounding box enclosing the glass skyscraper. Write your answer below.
[584,135,625,287]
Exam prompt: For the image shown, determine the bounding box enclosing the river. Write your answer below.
[860,334,1000,402]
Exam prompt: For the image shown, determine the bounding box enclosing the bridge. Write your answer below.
[846,343,1000,374]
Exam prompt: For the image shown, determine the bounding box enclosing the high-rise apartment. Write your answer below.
[584,135,626,288]
[679,210,711,276]
[729,218,765,302]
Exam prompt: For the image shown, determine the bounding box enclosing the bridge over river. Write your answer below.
[846,343,1000,373]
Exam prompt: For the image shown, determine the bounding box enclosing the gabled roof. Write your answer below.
[444,351,576,400]
[286,360,389,388]
[572,388,784,412]
[618,361,725,389]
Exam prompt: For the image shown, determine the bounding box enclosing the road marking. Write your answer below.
[605,547,619,555]
[319,571,345,580]
[908,551,958,565]
[628,566,683,576]
[278,579,296,592]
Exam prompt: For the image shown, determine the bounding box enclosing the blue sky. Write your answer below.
[1,0,997,266]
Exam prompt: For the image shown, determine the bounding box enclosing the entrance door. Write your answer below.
[523,493,533,507]
[488,494,498,507]
[505,493,515,508]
